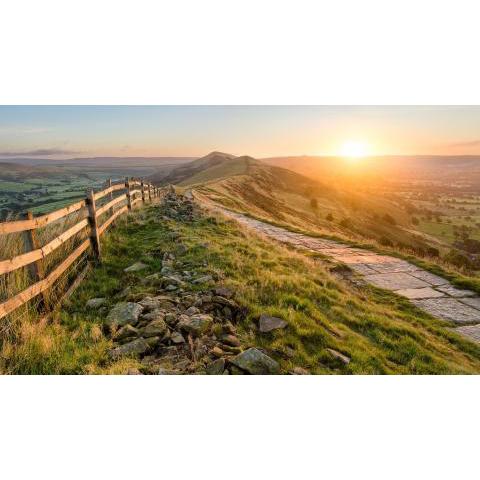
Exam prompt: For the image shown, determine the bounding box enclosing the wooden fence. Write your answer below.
[0,178,161,321]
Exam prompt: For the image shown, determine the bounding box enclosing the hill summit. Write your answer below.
[150,151,264,186]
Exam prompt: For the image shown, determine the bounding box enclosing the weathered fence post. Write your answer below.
[23,211,49,309]
[107,178,114,218]
[148,183,152,202]
[125,177,132,211]
[141,180,146,204]
[86,189,101,262]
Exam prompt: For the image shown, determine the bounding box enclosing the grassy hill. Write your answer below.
[3,197,480,374]
[170,153,438,257]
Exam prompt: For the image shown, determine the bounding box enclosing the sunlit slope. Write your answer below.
[150,151,254,186]
[174,153,432,253]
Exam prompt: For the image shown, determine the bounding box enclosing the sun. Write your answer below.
[340,140,369,159]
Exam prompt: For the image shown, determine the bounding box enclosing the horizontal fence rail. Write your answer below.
[0,177,161,321]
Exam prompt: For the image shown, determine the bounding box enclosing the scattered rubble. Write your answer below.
[101,189,283,374]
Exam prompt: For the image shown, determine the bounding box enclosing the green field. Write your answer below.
[0,173,115,218]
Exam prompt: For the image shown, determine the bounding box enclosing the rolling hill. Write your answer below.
[152,152,439,256]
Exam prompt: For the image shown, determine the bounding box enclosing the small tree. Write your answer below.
[326,213,334,222]
[310,198,318,210]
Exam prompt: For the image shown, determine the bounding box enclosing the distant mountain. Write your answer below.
[0,162,67,180]
[1,156,195,168]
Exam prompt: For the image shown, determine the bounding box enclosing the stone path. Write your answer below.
[209,205,480,344]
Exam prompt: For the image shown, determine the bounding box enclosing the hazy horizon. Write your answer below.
[2,106,480,160]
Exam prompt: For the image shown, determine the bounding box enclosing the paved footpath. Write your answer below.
[212,205,480,344]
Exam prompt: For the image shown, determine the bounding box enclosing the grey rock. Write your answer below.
[127,368,142,375]
[86,297,106,309]
[115,324,139,342]
[192,275,213,284]
[221,334,241,347]
[138,297,161,311]
[158,368,179,375]
[165,284,178,291]
[141,310,165,322]
[171,332,185,344]
[259,314,288,333]
[109,338,149,359]
[165,312,178,326]
[292,367,310,375]
[141,319,168,338]
[231,348,280,375]
[144,336,161,348]
[326,348,351,365]
[229,365,246,375]
[185,306,200,316]
[206,358,225,375]
[214,287,233,298]
[117,286,132,298]
[143,273,162,285]
[212,296,237,308]
[124,262,148,273]
[105,302,143,329]
[178,314,213,336]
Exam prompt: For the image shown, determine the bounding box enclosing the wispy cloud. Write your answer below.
[449,140,480,148]
[0,126,51,135]
[0,148,79,157]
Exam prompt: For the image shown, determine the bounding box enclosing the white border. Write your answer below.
[1,1,480,478]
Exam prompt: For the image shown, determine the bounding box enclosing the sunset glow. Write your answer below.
[340,140,370,159]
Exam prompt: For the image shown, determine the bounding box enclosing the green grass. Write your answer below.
[0,180,37,192]
[3,202,480,374]
[179,158,250,186]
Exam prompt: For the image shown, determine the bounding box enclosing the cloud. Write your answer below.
[0,148,79,157]
[0,126,51,135]
[449,140,480,148]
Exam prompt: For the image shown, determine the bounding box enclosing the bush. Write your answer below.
[326,213,333,222]
[444,249,471,269]
[310,198,318,210]
[411,216,419,225]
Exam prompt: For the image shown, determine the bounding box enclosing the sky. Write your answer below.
[0,106,480,159]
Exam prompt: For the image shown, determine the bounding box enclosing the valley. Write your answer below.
[2,150,480,374]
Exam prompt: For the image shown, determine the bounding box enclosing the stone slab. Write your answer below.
[436,285,476,298]
[364,272,430,290]
[394,287,446,300]
[453,325,480,343]
[365,261,421,274]
[459,297,480,311]
[413,298,480,324]
[335,254,392,265]
[348,263,379,275]
[408,270,449,286]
